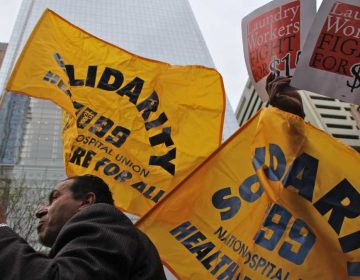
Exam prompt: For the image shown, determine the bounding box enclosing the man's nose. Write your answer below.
[35,206,48,218]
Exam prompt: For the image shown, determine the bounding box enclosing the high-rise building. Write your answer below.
[0,0,239,183]
[235,80,360,151]
[0,43,7,67]
[0,1,239,276]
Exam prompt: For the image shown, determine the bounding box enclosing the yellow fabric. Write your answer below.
[137,108,360,280]
[6,10,225,216]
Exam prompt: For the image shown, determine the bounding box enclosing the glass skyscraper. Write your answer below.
[0,0,239,183]
[0,2,239,276]
[0,43,7,67]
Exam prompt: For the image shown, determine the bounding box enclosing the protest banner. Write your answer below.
[242,0,316,100]
[137,108,360,280]
[292,0,360,105]
[6,10,225,217]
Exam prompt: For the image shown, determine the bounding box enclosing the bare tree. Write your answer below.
[0,178,48,250]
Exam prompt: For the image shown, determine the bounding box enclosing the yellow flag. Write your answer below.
[137,108,360,280]
[6,10,225,216]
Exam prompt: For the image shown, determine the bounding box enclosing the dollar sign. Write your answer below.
[347,63,360,93]
[269,57,280,77]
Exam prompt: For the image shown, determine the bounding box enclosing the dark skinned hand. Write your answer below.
[266,73,305,119]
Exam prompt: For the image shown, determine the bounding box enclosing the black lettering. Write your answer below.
[189,242,215,261]
[151,190,165,203]
[217,262,239,280]
[314,179,360,234]
[95,157,110,171]
[136,90,159,121]
[212,188,241,221]
[214,226,227,240]
[317,33,334,50]
[104,163,120,176]
[201,250,220,270]
[239,174,263,202]
[70,147,86,165]
[131,182,146,193]
[65,64,85,86]
[89,116,114,138]
[341,38,358,56]
[182,231,206,250]
[77,108,97,129]
[149,127,174,147]
[255,257,267,272]
[249,254,259,269]
[310,52,324,68]
[97,67,124,91]
[149,148,176,175]
[114,171,132,182]
[252,144,286,181]
[339,230,360,253]
[72,101,84,115]
[210,255,231,275]
[143,186,156,199]
[283,153,318,202]
[82,149,96,167]
[170,221,197,241]
[86,65,97,87]
[336,58,349,75]
[116,77,144,104]
[145,112,168,130]
[322,56,337,71]
[105,126,131,148]
[347,261,360,277]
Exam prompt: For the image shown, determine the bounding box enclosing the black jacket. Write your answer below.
[0,203,166,279]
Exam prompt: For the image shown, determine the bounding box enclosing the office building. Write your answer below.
[236,80,360,151]
[0,0,239,183]
[0,43,7,67]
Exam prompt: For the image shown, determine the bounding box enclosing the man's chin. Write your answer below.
[38,233,53,248]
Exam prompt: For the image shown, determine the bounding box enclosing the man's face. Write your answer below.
[36,179,82,247]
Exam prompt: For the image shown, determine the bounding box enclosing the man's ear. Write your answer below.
[79,192,96,210]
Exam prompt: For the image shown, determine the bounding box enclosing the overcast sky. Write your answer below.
[0,0,322,110]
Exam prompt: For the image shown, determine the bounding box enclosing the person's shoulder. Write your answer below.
[75,203,133,225]
[84,203,118,214]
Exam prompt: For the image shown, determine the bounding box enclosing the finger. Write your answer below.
[266,72,276,94]
[269,78,297,96]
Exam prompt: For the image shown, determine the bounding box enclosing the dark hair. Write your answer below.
[66,175,114,205]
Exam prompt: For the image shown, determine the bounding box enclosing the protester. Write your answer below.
[0,174,166,279]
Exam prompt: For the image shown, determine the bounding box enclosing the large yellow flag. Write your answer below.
[137,108,360,280]
[6,10,225,216]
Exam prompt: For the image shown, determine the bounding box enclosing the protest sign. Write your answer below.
[292,0,360,105]
[6,10,225,217]
[137,108,360,280]
[242,0,316,100]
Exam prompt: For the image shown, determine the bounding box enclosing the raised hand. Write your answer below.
[266,73,305,118]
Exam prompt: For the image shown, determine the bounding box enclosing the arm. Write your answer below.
[0,226,55,279]
[0,203,56,279]
[266,73,305,118]
[0,205,131,280]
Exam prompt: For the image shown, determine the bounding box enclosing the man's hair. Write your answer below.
[66,175,114,205]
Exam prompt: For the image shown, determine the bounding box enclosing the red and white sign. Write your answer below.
[242,0,316,100]
[292,0,360,104]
